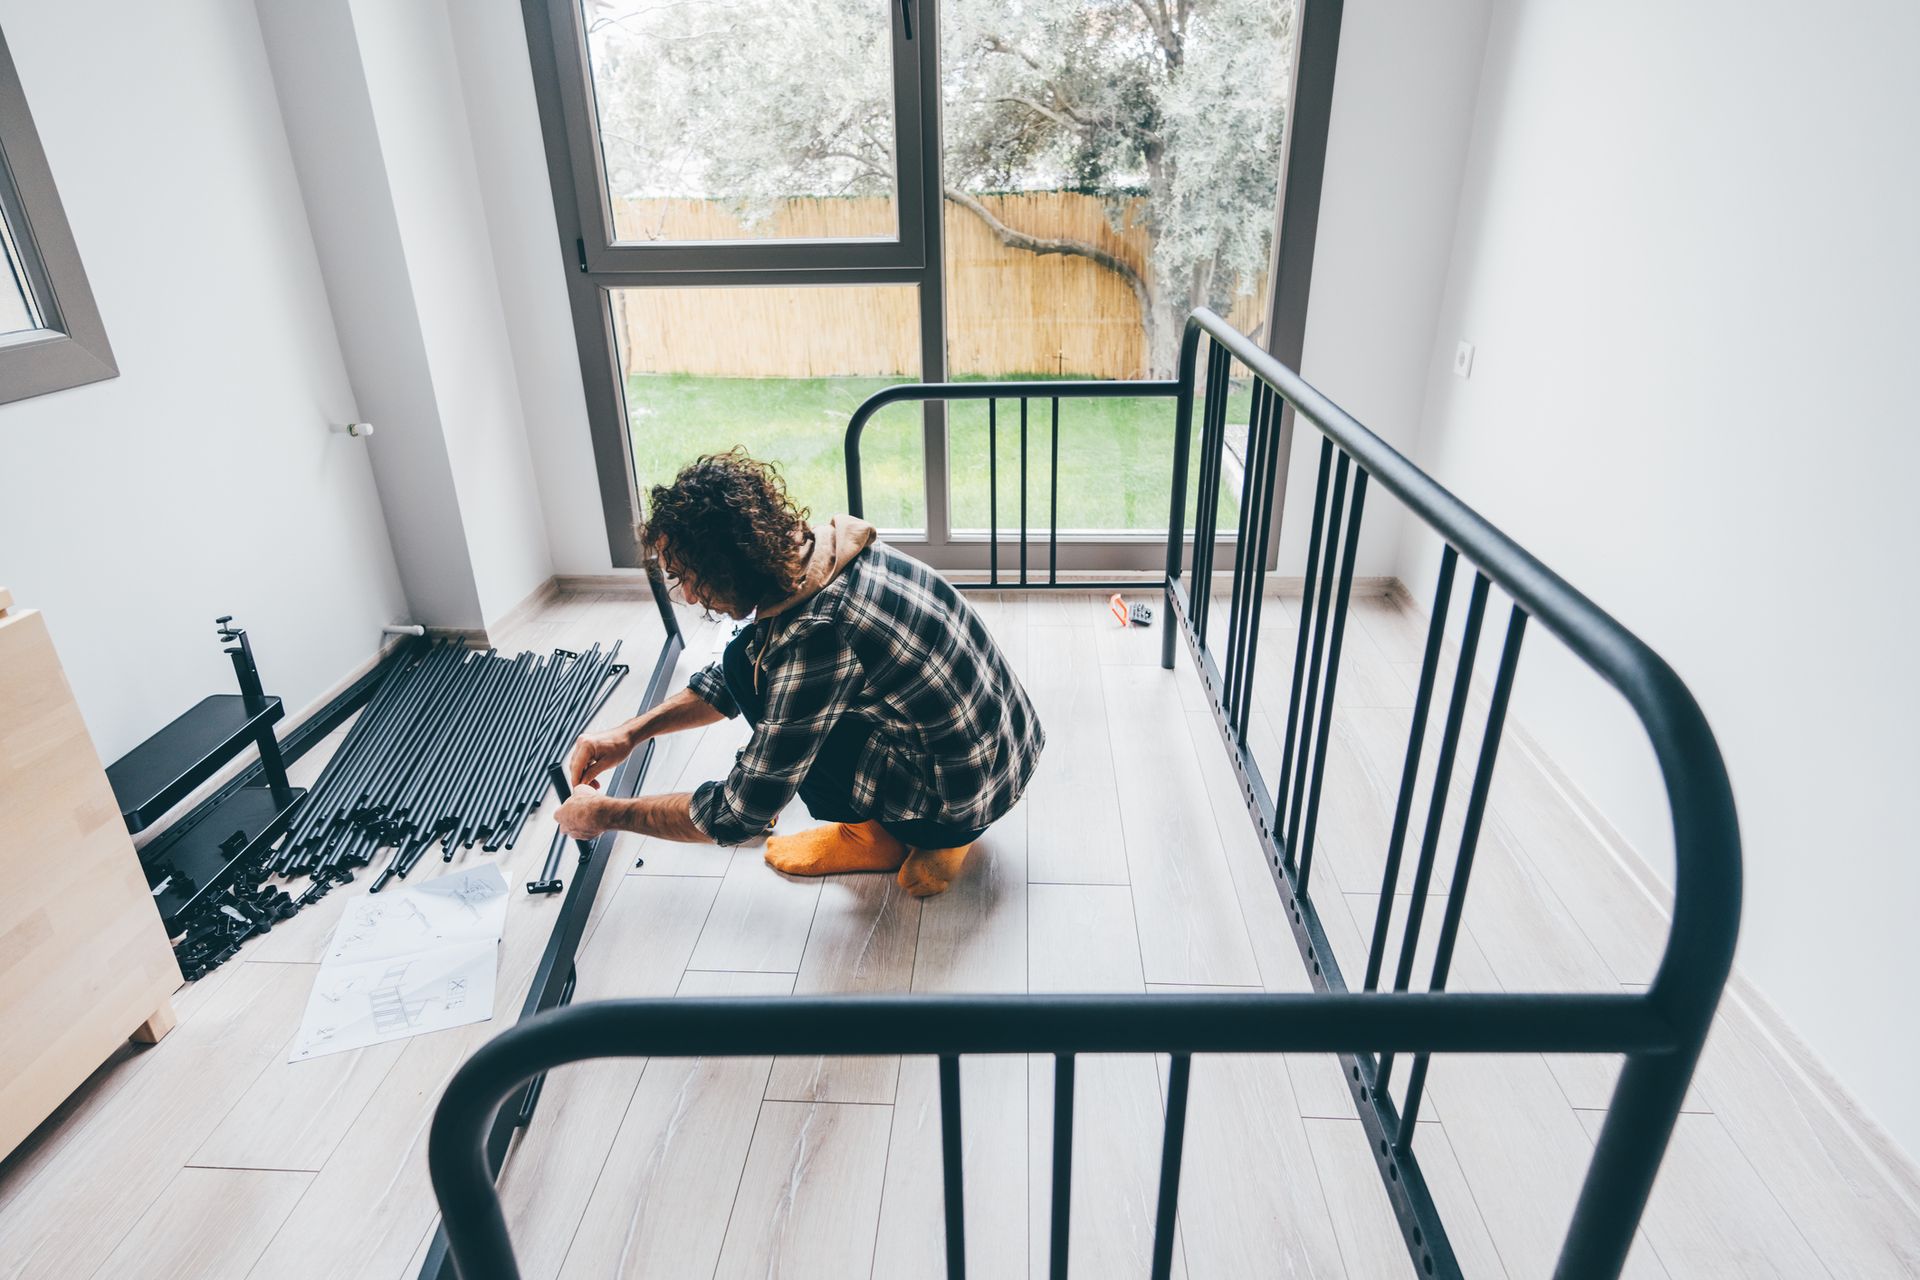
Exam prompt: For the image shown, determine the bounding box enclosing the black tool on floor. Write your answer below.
[1108,593,1154,626]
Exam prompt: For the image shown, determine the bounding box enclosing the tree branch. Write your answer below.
[1125,0,1181,65]
[992,94,1095,135]
[943,186,1152,320]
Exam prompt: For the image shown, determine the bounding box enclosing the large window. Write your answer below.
[0,29,116,405]
[528,0,1319,569]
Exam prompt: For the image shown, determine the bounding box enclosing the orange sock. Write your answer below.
[897,844,974,898]
[764,821,908,877]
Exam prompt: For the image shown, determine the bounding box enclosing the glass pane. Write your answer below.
[580,0,899,245]
[611,285,925,533]
[0,208,40,335]
[941,0,1297,532]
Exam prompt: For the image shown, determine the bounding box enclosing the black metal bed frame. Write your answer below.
[426,309,1741,1279]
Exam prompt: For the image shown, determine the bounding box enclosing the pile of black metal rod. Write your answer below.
[271,640,626,894]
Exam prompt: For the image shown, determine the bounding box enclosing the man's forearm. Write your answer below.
[616,686,725,746]
[596,791,710,843]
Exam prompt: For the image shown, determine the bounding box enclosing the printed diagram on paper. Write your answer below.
[290,864,509,1062]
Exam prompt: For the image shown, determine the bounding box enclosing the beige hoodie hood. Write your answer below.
[759,514,876,620]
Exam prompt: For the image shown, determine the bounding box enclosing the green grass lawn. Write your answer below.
[627,373,1247,533]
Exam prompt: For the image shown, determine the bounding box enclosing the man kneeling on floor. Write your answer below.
[555,448,1044,898]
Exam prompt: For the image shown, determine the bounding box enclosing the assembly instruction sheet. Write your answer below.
[289,863,509,1063]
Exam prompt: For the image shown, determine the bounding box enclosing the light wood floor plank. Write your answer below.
[1304,1116,1509,1280]
[1577,1110,1828,1278]
[1180,711,1356,1120]
[626,718,750,878]
[493,875,727,1279]
[767,872,920,1105]
[1399,933,1667,1279]
[1693,993,1920,1276]
[1028,1053,1190,1280]
[1485,744,1669,986]
[871,1055,1027,1279]
[712,1100,893,1280]
[190,1036,406,1172]
[90,1166,311,1280]
[688,846,824,973]
[1154,990,1348,1279]
[1024,626,1130,885]
[1101,665,1261,985]
[911,802,1028,994]
[0,961,313,1280]
[1350,591,1432,665]
[555,970,795,1280]
[1028,882,1145,992]
[1027,882,1186,1278]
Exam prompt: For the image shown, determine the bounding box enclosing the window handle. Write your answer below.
[899,0,914,41]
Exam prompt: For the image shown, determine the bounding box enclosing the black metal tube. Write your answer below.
[1397,605,1527,1142]
[280,644,446,868]
[468,652,547,844]
[1149,1053,1192,1280]
[1295,466,1368,899]
[988,399,999,587]
[1366,548,1459,992]
[390,653,493,845]
[1275,439,1332,844]
[1019,397,1029,587]
[1378,573,1489,1094]
[338,646,465,829]
[1221,378,1262,725]
[1048,397,1060,587]
[1285,453,1350,870]
[1049,1054,1074,1280]
[1190,342,1232,642]
[451,654,536,849]
[939,1055,967,1280]
[1233,383,1284,743]
[1162,336,1203,670]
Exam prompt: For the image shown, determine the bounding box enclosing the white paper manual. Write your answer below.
[289,863,510,1063]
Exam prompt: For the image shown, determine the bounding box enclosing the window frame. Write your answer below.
[0,27,116,407]
[520,0,1340,573]
[550,0,929,275]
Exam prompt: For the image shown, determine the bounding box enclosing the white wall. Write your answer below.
[0,0,407,759]
[254,0,485,630]
[446,1,613,577]
[348,0,555,622]
[1286,0,1492,574]
[256,0,560,628]
[1400,1,1920,1158]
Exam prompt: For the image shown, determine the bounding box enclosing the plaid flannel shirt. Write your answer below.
[686,541,1044,845]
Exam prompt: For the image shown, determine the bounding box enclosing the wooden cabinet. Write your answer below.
[0,587,181,1159]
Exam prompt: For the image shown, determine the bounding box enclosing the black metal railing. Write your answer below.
[846,379,1181,588]
[426,311,1741,1280]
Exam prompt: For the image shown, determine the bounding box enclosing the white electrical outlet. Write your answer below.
[1453,340,1475,379]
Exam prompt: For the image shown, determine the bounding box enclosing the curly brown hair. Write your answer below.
[642,449,812,613]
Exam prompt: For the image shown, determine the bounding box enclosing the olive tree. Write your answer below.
[587,0,1293,375]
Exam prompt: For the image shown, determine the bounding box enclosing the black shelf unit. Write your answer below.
[106,618,305,934]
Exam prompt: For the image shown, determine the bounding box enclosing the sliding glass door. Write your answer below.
[526,0,1312,571]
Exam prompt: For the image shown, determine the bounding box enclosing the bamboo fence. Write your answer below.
[608,192,1267,380]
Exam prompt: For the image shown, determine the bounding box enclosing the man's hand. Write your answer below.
[568,726,640,791]
[555,793,611,842]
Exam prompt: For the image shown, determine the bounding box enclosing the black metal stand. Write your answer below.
[112,618,307,938]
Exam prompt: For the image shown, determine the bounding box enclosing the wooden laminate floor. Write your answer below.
[2,588,1917,1279]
